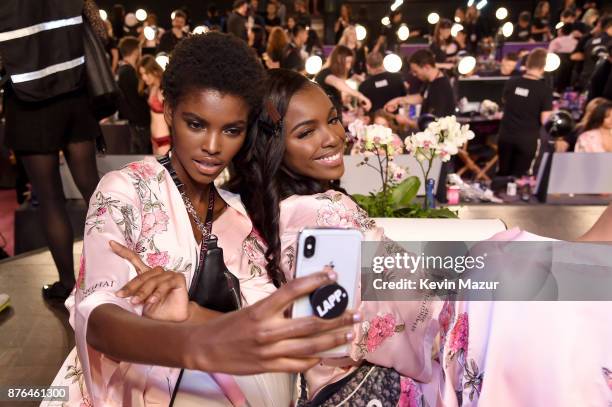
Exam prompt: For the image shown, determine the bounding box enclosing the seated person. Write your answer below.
[575,101,612,152]
[555,97,607,152]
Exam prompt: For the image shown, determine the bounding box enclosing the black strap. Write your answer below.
[157,154,216,406]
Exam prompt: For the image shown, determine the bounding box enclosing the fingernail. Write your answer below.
[327,270,337,281]
[116,290,125,297]
[345,331,354,341]
[147,296,158,304]
[353,313,362,323]
[131,296,141,304]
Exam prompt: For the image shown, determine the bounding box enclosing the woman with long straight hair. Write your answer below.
[138,55,171,155]
[575,101,612,152]
[531,0,552,41]
[314,45,371,123]
[264,26,288,68]
[430,18,459,63]
[337,25,368,76]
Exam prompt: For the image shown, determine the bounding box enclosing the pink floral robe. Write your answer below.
[436,228,612,407]
[277,191,612,406]
[43,157,284,406]
[278,190,444,405]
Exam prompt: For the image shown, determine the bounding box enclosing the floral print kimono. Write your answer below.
[278,191,612,406]
[437,228,612,407]
[278,190,444,406]
[43,157,290,407]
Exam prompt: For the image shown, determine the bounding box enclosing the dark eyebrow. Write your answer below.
[289,107,336,133]
[181,112,246,127]
[181,112,207,123]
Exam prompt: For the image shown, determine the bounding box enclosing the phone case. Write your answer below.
[293,227,362,358]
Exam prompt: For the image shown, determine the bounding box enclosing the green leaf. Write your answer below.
[391,176,420,209]
[352,194,369,207]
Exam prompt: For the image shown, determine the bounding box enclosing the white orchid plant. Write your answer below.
[404,116,474,210]
[348,119,459,218]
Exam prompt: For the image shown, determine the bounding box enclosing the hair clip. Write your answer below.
[259,99,283,137]
[265,99,282,125]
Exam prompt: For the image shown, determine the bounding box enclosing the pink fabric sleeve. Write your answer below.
[67,170,146,406]
[280,191,443,383]
[574,130,604,153]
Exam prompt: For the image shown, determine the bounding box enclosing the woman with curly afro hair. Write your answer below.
[44,32,357,407]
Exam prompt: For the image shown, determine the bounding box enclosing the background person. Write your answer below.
[0,0,101,300]
[531,1,552,41]
[138,55,171,155]
[157,9,187,53]
[497,48,553,178]
[315,45,372,122]
[116,36,152,154]
[574,101,612,152]
[358,52,406,113]
[385,49,456,120]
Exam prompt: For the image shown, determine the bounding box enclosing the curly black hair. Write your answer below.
[161,32,265,123]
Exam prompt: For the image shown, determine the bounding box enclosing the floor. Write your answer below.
[0,204,607,401]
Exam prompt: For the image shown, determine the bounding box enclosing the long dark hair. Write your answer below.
[229,69,343,287]
[584,101,612,131]
[433,18,453,47]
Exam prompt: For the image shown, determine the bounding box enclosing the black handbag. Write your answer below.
[157,155,242,312]
[82,12,119,120]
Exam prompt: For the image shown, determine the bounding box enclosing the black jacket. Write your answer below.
[0,0,85,101]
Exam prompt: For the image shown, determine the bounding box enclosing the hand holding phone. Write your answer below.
[292,228,362,357]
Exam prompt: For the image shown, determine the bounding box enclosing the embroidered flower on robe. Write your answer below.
[315,192,376,232]
[127,161,158,181]
[448,312,469,361]
[399,377,425,407]
[242,228,267,278]
[438,300,455,348]
[141,208,170,239]
[357,313,405,356]
[146,251,170,268]
[64,352,92,407]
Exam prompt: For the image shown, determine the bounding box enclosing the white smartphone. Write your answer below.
[292,227,362,358]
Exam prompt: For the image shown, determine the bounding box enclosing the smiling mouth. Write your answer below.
[314,151,343,166]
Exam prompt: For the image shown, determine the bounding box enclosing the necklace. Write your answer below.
[180,190,212,236]
[165,151,219,237]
